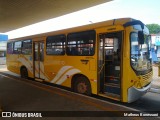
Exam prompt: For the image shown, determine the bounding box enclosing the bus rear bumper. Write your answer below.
[127,83,151,103]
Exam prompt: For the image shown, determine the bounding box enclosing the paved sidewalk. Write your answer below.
[0,65,7,73]
[151,66,160,88]
[0,65,19,77]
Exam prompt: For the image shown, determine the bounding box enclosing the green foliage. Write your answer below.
[146,24,160,34]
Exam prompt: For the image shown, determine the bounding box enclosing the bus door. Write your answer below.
[34,41,45,80]
[99,31,122,100]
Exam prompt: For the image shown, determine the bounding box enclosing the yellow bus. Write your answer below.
[6,18,152,103]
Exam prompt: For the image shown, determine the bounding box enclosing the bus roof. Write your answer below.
[9,18,135,41]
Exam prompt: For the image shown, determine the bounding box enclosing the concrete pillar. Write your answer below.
[158,63,160,77]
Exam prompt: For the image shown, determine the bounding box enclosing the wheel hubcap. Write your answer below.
[77,82,87,93]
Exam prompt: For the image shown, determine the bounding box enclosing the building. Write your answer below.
[151,34,160,63]
[0,34,8,64]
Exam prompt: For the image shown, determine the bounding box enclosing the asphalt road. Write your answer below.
[123,92,160,111]
[0,65,160,119]
[0,73,145,119]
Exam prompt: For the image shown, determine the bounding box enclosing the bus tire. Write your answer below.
[74,76,91,96]
[20,67,28,79]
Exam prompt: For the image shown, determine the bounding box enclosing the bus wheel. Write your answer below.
[20,67,28,79]
[74,76,91,96]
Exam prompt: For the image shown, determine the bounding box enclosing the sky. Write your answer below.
[5,0,160,39]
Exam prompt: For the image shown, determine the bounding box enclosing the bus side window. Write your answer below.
[40,43,44,61]
[66,47,71,54]
[71,47,78,55]
[67,30,96,56]
[7,42,13,54]
[117,47,121,60]
[46,34,66,55]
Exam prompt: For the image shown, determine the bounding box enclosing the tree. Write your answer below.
[146,24,160,34]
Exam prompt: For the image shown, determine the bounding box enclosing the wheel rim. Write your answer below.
[77,82,87,94]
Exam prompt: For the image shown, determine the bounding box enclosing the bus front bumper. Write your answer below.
[127,83,151,103]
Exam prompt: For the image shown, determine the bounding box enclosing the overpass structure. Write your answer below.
[0,0,112,33]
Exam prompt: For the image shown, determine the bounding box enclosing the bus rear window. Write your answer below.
[67,30,95,56]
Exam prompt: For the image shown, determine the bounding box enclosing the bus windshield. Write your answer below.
[130,32,151,72]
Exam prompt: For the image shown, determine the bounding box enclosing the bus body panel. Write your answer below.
[44,55,98,94]
[7,54,20,74]
[122,26,153,102]
[18,54,34,78]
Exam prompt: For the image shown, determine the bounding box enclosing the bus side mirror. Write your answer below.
[138,31,144,44]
